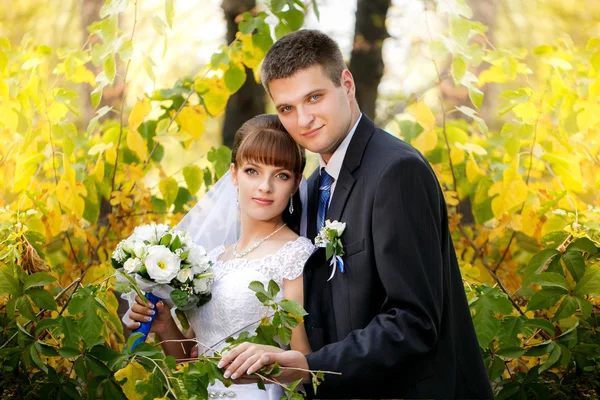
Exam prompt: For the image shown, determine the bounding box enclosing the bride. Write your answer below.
[125,114,314,399]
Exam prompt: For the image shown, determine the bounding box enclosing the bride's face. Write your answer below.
[231,162,296,222]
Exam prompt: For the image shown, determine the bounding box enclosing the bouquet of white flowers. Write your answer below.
[111,223,213,349]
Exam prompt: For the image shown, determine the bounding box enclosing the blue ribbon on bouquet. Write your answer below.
[130,292,162,351]
[327,255,345,281]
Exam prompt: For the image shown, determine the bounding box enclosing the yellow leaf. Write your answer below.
[444,190,459,206]
[411,101,435,131]
[91,157,105,182]
[128,98,152,134]
[200,77,230,116]
[413,129,438,154]
[127,128,148,162]
[466,158,481,184]
[176,106,207,140]
[450,147,465,165]
[478,65,508,86]
[490,178,528,218]
[0,107,18,132]
[114,362,148,400]
[510,214,523,232]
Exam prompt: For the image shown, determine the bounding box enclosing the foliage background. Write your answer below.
[1,0,600,399]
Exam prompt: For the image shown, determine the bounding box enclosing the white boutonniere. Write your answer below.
[315,220,346,281]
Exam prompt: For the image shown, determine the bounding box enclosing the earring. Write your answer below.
[288,195,294,214]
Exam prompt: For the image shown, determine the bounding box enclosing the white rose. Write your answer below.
[176,267,195,283]
[325,220,346,235]
[123,258,142,273]
[133,241,147,259]
[188,244,209,268]
[193,277,210,294]
[144,245,181,284]
[132,225,156,244]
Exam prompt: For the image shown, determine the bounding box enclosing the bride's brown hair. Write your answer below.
[231,114,306,234]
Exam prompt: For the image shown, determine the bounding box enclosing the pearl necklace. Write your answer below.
[232,223,287,259]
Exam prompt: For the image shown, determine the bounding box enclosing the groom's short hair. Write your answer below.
[261,29,346,93]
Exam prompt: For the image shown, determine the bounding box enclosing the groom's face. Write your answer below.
[269,65,356,161]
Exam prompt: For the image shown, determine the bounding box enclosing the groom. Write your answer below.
[223,29,493,399]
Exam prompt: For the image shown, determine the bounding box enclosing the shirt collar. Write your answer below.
[319,113,363,179]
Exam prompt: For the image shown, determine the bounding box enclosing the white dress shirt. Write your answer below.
[319,113,363,204]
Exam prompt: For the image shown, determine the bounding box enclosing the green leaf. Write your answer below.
[58,316,81,349]
[103,379,127,399]
[182,165,204,195]
[279,299,308,317]
[24,230,46,260]
[567,237,598,255]
[573,268,600,296]
[57,346,81,359]
[160,233,172,246]
[268,280,280,299]
[170,234,182,251]
[224,63,246,93]
[16,296,37,321]
[248,281,266,294]
[530,272,570,291]
[85,355,111,376]
[539,345,561,373]
[68,289,105,348]
[35,318,60,336]
[523,248,561,283]
[575,295,592,319]
[159,177,179,208]
[470,285,513,347]
[553,296,578,322]
[277,326,292,345]
[24,272,56,291]
[523,318,555,336]
[487,355,505,381]
[170,289,188,308]
[497,316,524,348]
[528,287,567,311]
[104,54,116,83]
[26,288,57,311]
[451,56,467,81]
[30,344,48,373]
[496,347,525,358]
[165,0,175,28]
[525,341,554,357]
[0,266,21,296]
[563,250,586,282]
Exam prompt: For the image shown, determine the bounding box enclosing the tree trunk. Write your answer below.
[349,0,391,120]
[221,0,266,148]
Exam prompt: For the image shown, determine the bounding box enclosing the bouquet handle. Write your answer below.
[130,292,161,351]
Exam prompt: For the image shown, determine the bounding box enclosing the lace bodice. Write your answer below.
[185,237,314,354]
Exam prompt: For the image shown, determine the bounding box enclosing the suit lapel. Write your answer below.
[325,115,376,340]
[306,168,320,240]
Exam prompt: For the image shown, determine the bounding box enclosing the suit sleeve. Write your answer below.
[305,155,446,397]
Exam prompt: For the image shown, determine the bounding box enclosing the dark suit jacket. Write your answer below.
[302,116,493,399]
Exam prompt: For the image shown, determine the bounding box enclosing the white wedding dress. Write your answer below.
[185,237,314,399]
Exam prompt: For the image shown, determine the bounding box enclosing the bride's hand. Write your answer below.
[125,296,175,336]
[218,343,285,380]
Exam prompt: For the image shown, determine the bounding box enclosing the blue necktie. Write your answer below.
[317,168,334,231]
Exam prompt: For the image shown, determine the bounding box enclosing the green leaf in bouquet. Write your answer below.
[195,292,212,307]
[248,281,266,294]
[160,233,172,246]
[179,250,189,261]
[111,257,124,269]
[170,289,189,308]
[117,270,148,305]
[170,235,182,251]
[325,243,334,260]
